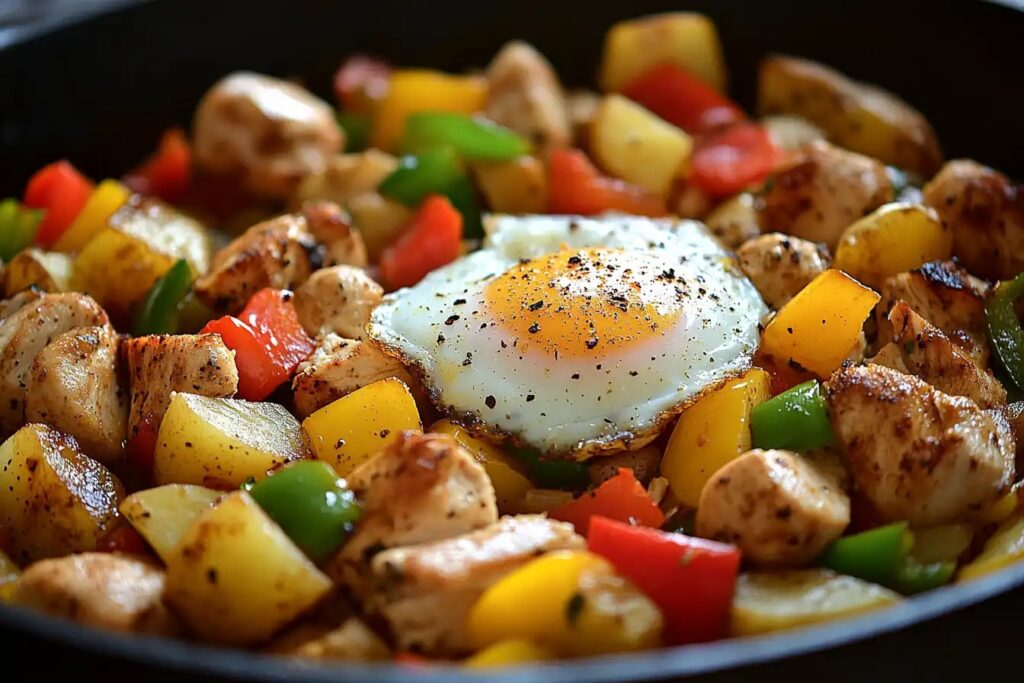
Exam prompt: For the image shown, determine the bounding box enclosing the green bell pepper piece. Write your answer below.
[378,148,483,238]
[985,272,1024,391]
[133,259,194,335]
[247,460,361,563]
[820,522,912,586]
[509,446,590,491]
[0,198,43,262]
[896,558,956,595]
[337,111,371,153]
[750,380,834,451]
[402,113,530,161]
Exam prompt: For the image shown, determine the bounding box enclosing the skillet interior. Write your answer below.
[0,0,1023,680]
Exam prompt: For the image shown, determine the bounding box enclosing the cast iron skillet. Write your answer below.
[1,0,1023,680]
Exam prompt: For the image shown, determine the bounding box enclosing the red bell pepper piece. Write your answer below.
[622,63,745,134]
[550,468,665,535]
[689,122,782,197]
[334,55,392,112]
[380,194,462,289]
[126,413,159,476]
[547,148,666,217]
[124,129,191,203]
[202,289,315,401]
[23,160,94,248]
[588,516,742,645]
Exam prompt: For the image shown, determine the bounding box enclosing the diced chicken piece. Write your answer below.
[301,201,368,268]
[696,449,850,567]
[13,553,180,636]
[193,72,343,199]
[292,150,399,210]
[884,301,1006,409]
[877,261,990,366]
[268,617,390,661]
[923,159,1024,280]
[825,363,1015,525]
[330,432,498,596]
[760,141,893,248]
[24,326,127,463]
[704,192,762,249]
[0,289,43,321]
[368,515,583,654]
[292,335,416,418]
[195,212,324,313]
[737,233,831,309]
[485,41,571,151]
[0,292,108,435]
[293,266,382,339]
[587,445,662,487]
[122,334,238,442]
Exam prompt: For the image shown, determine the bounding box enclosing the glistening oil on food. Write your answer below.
[0,9,1022,668]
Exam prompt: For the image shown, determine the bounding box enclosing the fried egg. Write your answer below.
[368,215,768,456]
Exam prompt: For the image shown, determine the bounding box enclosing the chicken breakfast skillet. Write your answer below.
[1,10,1023,668]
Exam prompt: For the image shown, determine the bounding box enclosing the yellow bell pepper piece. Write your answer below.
[302,378,421,476]
[53,179,131,253]
[371,70,488,151]
[464,639,552,668]
[833,203,952,290]
[958,511,1024,582]
[0,548,19,602]
[760,269,880,377]
[979,489,1019,525]
[467,550,662,656]
[430,419,532,513]
[661,368,771,508]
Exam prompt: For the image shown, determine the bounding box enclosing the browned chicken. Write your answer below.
[759,141,893,248]
[486,41,571,151]
[0,292,109,435]
[192,72,343,199]
[24,325,127,463]
[704,193,761,249]
[587,445,662,487]
[736,233,831,309]
[826,364,1014,525]
[293,266,382,339]
[291,150,400,210]
[268,617,390,661]
[368,515,583,654]
[122,334,238,443]
[330,432,498,596]
[13,553,180,636]
[300,201,368,268]
[923,159,1024,280]
[0,289,42,321]
[696,449,850,566]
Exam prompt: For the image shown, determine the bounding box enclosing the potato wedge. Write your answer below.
[153,393,306,489]
[731,569,899,636]
[473,157,548,214]
[600,13,726,92]
[2,248,72,296]
[120,484,223,561]
[164,491,332,645]
[591,95,692,196]
[0,549,19,602]
[758,56,942,176]
[73,195,213,319]
[0,424,123,564]
[958,511,1024,581]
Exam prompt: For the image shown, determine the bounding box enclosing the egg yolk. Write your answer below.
[483,247,687,358]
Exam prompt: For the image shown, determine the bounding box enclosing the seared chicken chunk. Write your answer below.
[0,292,108,435]
[122,334,238,442]
[330,432,498,595]
[696,449,850,567]
[877,261,990,366]
[369,515,583,654]
[0,289,43,321]
[292,150,400,211]
[195,212,323,312]
[268,617,390,661]
[737,233,831,309]
[587,445,662,487]
[193,72,343,199]
[826,363,1014,525]
[24,326,127,463]
[923,160,1024,280]
[759,141,893,248]
[293,266,382,339]
[292,335,416,418]
[704,193,762,249]
[13,553,180,636]
[486,41,571,151]
[301,201,368,268]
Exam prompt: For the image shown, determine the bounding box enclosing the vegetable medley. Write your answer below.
[3,10,1024,669]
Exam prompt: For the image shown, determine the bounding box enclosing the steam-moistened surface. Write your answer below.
[369,215,767,454]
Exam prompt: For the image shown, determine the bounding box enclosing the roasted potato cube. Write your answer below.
[0,548,19,602]
[120,484,223,561]
[153,393,306,489]
[347,192,414,262]
[164,491,332,645]
[0,424,124,563]
[704,193,761,249]
[2,248,72,296]
[958,511,1024,581]
[473,157,549,215]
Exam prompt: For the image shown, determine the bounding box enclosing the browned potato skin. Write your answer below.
[759,141,893,249]
[758,55,943,176]
[13,553,180,636]
[486,41,571,151]
[923,160,1024,280]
